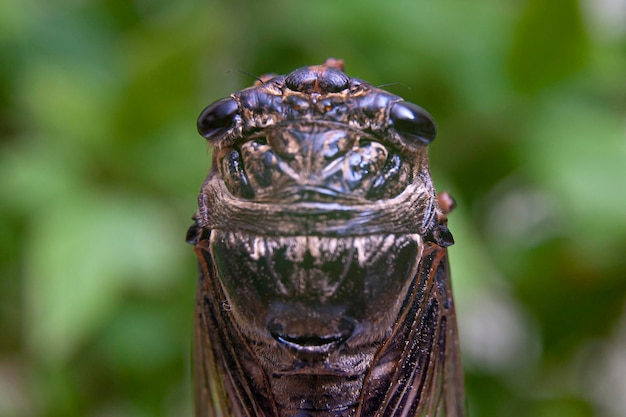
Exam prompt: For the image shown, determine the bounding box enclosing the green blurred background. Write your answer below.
[1,0,625,416]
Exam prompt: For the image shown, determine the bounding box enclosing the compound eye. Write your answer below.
[389,101,437,145]
[197,97,238,140]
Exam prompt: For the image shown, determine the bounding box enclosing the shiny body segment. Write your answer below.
[189,60,465,416]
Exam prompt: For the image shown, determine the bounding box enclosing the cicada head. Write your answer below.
[197,64,437,205]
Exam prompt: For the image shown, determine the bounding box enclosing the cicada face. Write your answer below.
[189,60,464,417]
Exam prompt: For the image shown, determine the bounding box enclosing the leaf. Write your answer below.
[24,192,186,365]
[508,0,590,92]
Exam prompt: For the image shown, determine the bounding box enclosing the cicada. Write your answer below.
[187,59,465,417]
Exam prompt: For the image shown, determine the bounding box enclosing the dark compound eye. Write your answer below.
[197,97,238,140]
[389,101,437,145]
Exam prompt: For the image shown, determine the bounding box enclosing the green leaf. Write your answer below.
[24,192,185,365]
[508,0,590,92]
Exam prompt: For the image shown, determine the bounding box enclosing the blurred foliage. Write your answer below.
[1,0,625,416]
